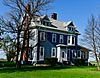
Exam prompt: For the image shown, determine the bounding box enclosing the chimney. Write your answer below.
[51,13,57,20]
[25,2,30,14]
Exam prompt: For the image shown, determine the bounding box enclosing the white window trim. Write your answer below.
[52,34,56,43]
[40,32,46,41]
[51,48,56,57]
[39,47,44,60]
[67,35,75,45]
[59,35,64,43]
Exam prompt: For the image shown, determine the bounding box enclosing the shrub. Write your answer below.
[73,58,85,66]
[44,58,58,66]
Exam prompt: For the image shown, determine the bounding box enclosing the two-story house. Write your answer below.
[22,13,90,65]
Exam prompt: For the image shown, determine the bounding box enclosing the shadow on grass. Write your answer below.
[0,61,96,73]
[0,64,73,73]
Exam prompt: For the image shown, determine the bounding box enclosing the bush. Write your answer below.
[74,59,85,66]
[44,58,58,66]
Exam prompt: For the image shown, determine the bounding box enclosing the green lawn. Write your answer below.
[0,64,100,78]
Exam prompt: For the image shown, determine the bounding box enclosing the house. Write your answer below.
[21,13,90,65]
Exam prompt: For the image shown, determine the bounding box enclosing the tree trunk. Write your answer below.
[94,49,100,71]
[16,30,21,69]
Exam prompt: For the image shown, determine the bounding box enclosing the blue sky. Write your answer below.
[49,0,100,35]
[0,0,100,35]
[0,0,100,60]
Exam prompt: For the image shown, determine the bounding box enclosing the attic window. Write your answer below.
[42,21,51,26]
[68,27,75,31]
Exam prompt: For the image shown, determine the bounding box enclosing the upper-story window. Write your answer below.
[72,36,75,45]
[59,35,64,43]
[67,35,75,45]
[51,48,56,57]
[52,34,56,43]
[67,35,71,45]
[40,32,46,41]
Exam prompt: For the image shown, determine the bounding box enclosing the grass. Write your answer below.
[0,61,100,78]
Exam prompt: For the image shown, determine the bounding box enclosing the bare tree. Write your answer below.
[0,0,53,69]
[81,15,100,70]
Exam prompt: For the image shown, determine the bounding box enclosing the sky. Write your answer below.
[0,0,100,60]
[0,0,100,35]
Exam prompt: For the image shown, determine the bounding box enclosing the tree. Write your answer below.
[0,0,53,69]
[81,15,100,70]
[1,35,16,61]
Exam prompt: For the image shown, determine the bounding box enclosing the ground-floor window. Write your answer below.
[72,50,76,58]
[39,47,44,60]
[51,48,56,57]
[67,49,70,58]
[77,50,81,58]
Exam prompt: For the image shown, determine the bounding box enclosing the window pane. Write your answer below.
[62,52,64,58]
[67,50,70,57]
[68,36,70,44]
[78,51,80,57]
[40,32,45,41]
[52,48,56,57]
[72,36,75,44]
[40,47,44,56]
[52,34,56,42]
[59,35,64,43]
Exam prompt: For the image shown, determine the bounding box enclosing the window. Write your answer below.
[52,34,56,42]
[40,47,44,57]
[51,48,56,57]
[72,36,75,44]
[68,27,75,31]
[43,21,45,25]
[62,51,65,58]
[47,22,51,26]
[67,35,70,44]
[68,27,71,31]
[77,50,81,57]
[67,49,70,58]
[59,35,64,43]
[40,32,46,41]
[85,53,88,59]
[72,50,76,58]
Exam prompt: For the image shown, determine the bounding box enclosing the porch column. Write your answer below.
[57,47,61,62]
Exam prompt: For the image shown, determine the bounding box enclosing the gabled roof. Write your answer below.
[50,19,76,31]
[65,21,76,27]
[40,15,50,21]
[31,15,79,34]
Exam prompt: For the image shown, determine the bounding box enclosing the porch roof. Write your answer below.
[56,44,91,52]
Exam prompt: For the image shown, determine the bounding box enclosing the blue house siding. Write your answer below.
[38,31,79,62]
[46,32,68,45]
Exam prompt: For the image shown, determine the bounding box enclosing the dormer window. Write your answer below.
[67,27,75,32]
[42,21,51,26]
[65,21,76,32]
